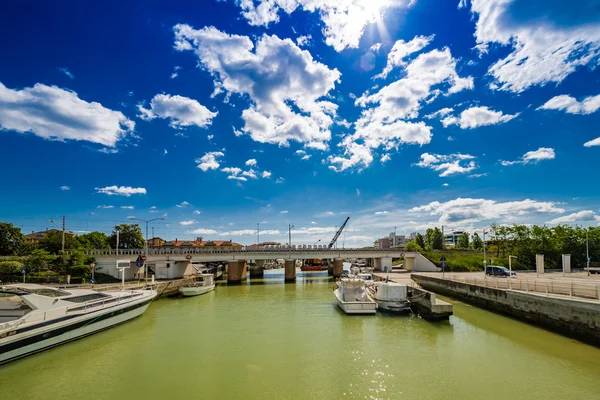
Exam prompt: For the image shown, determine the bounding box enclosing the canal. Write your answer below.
[2,272,600,399]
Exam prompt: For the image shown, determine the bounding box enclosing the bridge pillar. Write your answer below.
[333,259,344,278]
[249,260,265,278]
[404,256,415,271]
[227,260,247,284]
[327,259,333,276]
[373,258,382,271]
[285,260,296,282]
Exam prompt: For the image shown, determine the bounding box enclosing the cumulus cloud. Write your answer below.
[176,201,190,208]
[196,151,224,171]
[222,167,247,181]
[280,210,289,214]
[410,197,564,225]
[222,229,281,236]
[138,93,217,129]
[276,177,285,183]
[296,34,312,46]
[95,186,147,197]
[97,205,114,209]
[180,220,196,226]
[120,206,134,210]
[500,147,555,166]
[375,34,435,79]
[547,210,600,225]
[329,47,473,171]
[374,211,388,215]
[190,228,219,235]
[414,153,478,176]
[174,25,340,150]
[0,82,134,147]
[441,106,519,129]
[537,94,600,115]
[245,158,258,166]
[262,170,272,178]
[235,0,415,52]
[469,0,600,92]
[584,137,600,147]
[60,186,70,191]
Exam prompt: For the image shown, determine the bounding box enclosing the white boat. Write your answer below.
[334,278,377,315]
[0,283,157,365]
[178,274,215,297]
[367,281,410,314]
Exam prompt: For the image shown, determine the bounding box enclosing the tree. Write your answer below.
[415,233,425,249]
[108,224,144,249]
[38,230,79,254]
[457,232,469,249]
[77,231,110,250]
[24,249,54,273]
[405,241,423,251]
[432,227,444,250]
[472,233,483,250]
[0,222,25,256]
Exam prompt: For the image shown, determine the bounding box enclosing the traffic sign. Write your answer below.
[141,255,147,261]
[185,255,192,260]
[136,261,143,268]
[588,258,591,263]
[21,268,26,275]
[90,278,95,284]
[441,262,447,268]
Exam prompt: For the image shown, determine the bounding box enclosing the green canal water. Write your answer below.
[2,273,600,399]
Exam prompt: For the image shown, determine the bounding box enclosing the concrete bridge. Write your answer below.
[75,247,439,283]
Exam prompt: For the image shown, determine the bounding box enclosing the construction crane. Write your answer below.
[328,217,350,249]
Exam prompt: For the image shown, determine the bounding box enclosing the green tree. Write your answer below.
[77,231,110,250]
[457,232,469,249]
[472,233,483,250]
[425,228,435,250]
[405,241,423,251]
[0,260,25,274]
[0,222,26,256]
[108,224,144,249]
[415,233,425,249]
[24,249,54,273]
[38,230,79,254]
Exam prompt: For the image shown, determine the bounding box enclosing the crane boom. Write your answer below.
[328,217,350,248]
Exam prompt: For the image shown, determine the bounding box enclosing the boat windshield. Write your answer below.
[12,287,71,298]
[0,293,33,323]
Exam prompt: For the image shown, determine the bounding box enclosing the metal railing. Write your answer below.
[422,274,600,301]
[65,247,409,256]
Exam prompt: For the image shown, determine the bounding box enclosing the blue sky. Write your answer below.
[1,0,599,246]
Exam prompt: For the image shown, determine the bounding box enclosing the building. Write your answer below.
[388,232,416,247]
[24,229,75,245]
[147,236,242,249]
[444,231,464,248]
[374,237,391,249]
[247,241,282,249]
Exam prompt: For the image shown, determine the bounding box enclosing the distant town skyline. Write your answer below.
[1,0,600,247]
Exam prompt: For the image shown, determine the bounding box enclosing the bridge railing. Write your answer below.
[65,247,408,256]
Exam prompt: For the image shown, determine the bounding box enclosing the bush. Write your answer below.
[421,250,517,272]
[405,241,423,251]
[0,260,24,274]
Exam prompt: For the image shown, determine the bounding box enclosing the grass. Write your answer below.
[421,250,511,272]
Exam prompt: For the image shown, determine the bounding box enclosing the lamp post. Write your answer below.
[128,217,165,282]
[483,228,489,277]
[508,255,517,289]
[586,228,590,277]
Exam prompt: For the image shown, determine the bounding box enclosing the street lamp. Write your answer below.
[128,217,166,282]
[508,255,517,289]
[483,228,489,277]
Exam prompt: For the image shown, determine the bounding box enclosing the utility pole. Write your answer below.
[483,228,489,276]
[116,229,120,255]
[61,215,65,252]
[129,217,166,283]
[257,222,260,245]
[152,226,155,239]
[394,226,397,247]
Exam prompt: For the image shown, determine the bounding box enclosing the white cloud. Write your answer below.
[380,154,391,163]
[262,170,272,178]
[470,0,600,92]
[414,153,478,177]
[235,0,415,52]
[584,137,600,147]
[425,107,454,119]
[174,25,340,150]
[193,210,201,215]
[280,210,289,214]
[410,197,564,225]
[275,177,285,183]
[296,34,312,46]
[370,43,382,53]
[537,94,600,115]
[176,201,190,208]
[245,158,258,166]
[317,211,336,217]
[180,220,197,226]
[190,228,219,235]
[500,147,555,166]
[442,183,449,187]
[59,67,74,79]
[356,188,360,197]
[95,186,147,197]
[120,206,134,210]
[170,65,182,79]
[330,47,472,171]
[547,210,600,225]
[441,106,518,129]
[60,185,70,191]
[97,205,114,209]
[468,173,488,178]
[375,34,434,79]
[0,82,134,147]
[374,211,388,215]
[196,151,224,171]
[138,94,217,129]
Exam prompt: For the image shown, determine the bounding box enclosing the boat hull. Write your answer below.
[179,284,215,297]
[373,300,411,314]
[334,289,376,315]
[0,293,155,365]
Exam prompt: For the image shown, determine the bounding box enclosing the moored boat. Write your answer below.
[334,278,376,315]
[0,283,157,365]
[367,281,410,314]
[179,274,215,297]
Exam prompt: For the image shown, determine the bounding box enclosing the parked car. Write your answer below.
[485,265,516,277]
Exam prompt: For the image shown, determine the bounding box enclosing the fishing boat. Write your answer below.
[333,278,377,315]
[178,274,215,297]
[367,281,410,314]
[0,283,157,365]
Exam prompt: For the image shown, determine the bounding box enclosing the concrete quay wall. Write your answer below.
[412,274,600,347]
